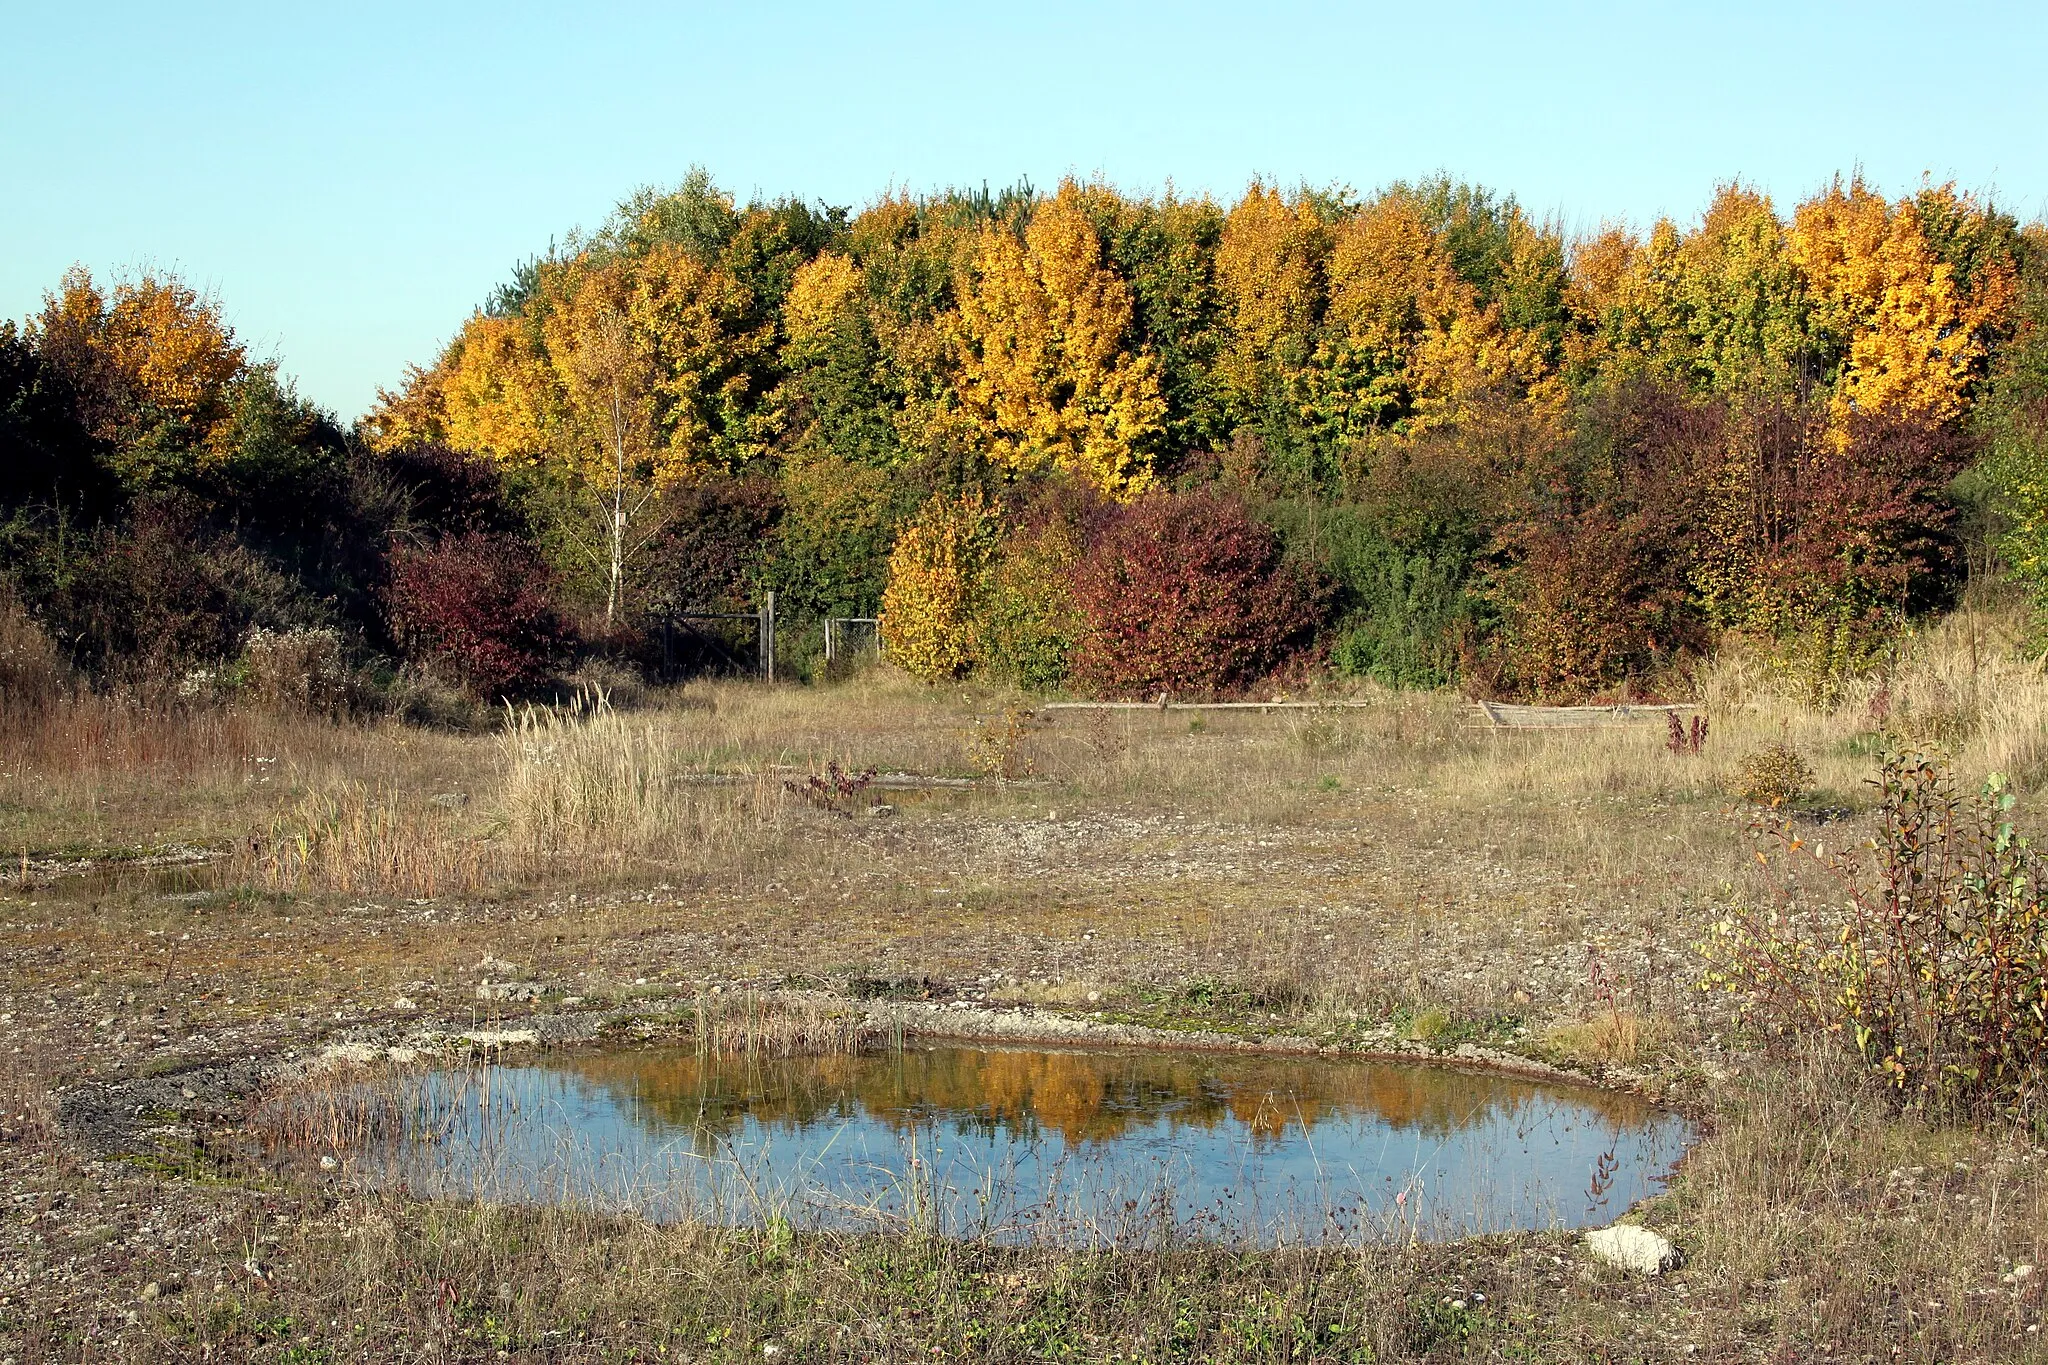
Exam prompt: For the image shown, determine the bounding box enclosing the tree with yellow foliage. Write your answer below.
[437,312,562,463]
[1790,178,2001,430]
[33,267,247,487]
[623,242,777,474]
[557,293,659,626]
[1215,183,1327,428]
[951,183,1166,497]
[1592,185,1813,395]
[879,489,1002,679]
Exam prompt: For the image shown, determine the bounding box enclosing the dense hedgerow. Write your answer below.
[4,169,2044,698]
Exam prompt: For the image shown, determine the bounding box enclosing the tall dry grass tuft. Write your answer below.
[502,694,678,869]
[244,782,496,898]
[500,692,787,880]
[243,692,797,896]
[0,587,67,709]
[688,991,880,1057]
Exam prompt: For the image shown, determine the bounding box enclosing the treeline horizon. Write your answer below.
[4,168,2047,707]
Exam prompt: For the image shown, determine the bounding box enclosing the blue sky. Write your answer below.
[5,1,2044,421]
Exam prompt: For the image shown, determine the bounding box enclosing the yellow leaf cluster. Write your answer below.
[783,251,863,358]
[360,364,448,454]
[1790,179,1994,429]
[879,490,1001,680]
[440,313,560,465]
[1325,197,1436,352]
[37,267,246,444]
[1216,183,1325,413]
[952,182,1166,497]
[624,243,775,476]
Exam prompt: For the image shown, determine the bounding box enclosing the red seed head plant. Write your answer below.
[1068,489,1330,698]
[385,531,575,699]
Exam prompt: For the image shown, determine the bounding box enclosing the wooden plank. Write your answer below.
[1467,701,1698,730]
[1039,700,1382,712]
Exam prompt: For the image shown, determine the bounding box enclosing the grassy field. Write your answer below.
[4,603,2048,1361]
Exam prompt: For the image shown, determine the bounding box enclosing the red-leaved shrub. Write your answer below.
[385,532,573,698]
[1069,490,1327,697]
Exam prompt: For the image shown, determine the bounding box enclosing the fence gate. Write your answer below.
[823,616,880,665]
[659,594,778,681]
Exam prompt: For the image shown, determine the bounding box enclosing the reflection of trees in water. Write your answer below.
[544,1047,1659,1152]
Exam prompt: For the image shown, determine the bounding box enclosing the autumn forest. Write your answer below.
[6,169,2047,704]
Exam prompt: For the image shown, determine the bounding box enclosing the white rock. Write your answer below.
[461,1028,539,1050]
[319,1155,338,1171]
[1585,1223,1678,1275]
[316,1041,383,1069]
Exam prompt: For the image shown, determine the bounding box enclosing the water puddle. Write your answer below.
[305,1043,1693,1246]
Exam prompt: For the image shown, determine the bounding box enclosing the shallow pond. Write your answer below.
[332,1043,1692,1245]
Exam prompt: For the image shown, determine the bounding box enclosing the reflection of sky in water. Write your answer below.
[364,1045,1693,1245]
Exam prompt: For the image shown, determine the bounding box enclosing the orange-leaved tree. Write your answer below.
[32,267,248,488]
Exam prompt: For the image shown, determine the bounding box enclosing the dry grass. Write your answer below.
[1544,1011,1670,1068]
[9,602,2048,1360]
[1667,1039,2048,1357]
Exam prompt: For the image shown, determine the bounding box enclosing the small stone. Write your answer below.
[140,1281,161,1302]
[393,996,418,1012]
[1585,1223,1678,1275]
[474,955,519,977]
[180,1088,196,1101]
[1086,991,1101,1003]
[866,804,896,818]
[319,1155,338,1171]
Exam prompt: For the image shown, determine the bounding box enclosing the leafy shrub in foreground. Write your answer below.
[1729,742,1814,805]
[1070,489,1328,698]
[1702,752,2048,1121]
[879,490,1001,681]
[385,532,573,698]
